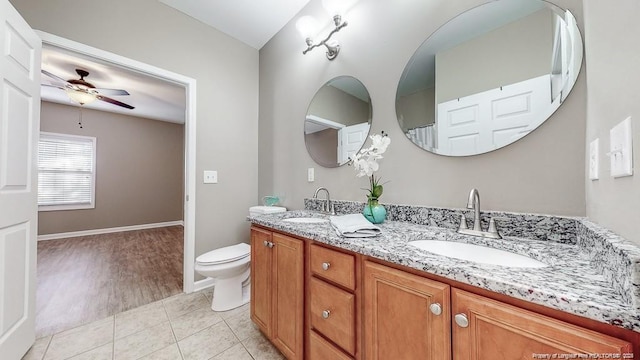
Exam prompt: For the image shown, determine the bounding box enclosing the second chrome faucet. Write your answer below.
[313,187,336,215]
[457,188,502,239]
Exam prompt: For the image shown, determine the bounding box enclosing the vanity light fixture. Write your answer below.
[296,0,350,60]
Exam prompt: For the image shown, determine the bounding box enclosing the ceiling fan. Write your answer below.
[41,68,135,109]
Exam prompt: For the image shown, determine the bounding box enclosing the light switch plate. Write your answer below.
[609,117,633,178]
[307,167,314,182]
[204,170,218,184]
[589,138,599,180]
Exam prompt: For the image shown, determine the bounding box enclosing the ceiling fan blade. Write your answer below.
[41,69,69,85]
[93,88,130,96]
[96,95,135,109]
[41,83,64,90]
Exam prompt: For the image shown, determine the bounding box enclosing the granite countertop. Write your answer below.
[248,209,640,332]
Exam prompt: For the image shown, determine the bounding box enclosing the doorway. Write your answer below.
[35,32,198,330]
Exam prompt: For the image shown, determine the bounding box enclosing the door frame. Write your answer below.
[36,31,198,293]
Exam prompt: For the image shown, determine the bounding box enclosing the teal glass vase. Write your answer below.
[363,200,386,224]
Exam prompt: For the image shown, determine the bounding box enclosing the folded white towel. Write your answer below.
[329,214,381,238]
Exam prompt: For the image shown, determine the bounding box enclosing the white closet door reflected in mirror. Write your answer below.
[305,76,372,167]
[396,0,583,156]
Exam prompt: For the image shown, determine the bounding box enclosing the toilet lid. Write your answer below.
[196,243,250,265]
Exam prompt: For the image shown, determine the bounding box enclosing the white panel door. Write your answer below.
[0,1,41,358]
[437,74,551,156]
[338,122,370,165]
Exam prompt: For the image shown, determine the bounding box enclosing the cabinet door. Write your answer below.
[250,228,272,337]
[364,261,451,360]
[272,233,304,360]
[452,288,633,360]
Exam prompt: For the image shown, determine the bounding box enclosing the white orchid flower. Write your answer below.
[371,134,391,153]
[349,132,390,183]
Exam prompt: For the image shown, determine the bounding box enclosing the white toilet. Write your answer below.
[195,243,251,311]
[196,205,286,311]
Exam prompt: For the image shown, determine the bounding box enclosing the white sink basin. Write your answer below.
[408,240,547,268]
[282,217,328,224]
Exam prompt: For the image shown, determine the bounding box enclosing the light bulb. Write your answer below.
[296,16,320,40]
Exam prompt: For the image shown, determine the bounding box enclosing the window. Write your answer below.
[38,132,96,211]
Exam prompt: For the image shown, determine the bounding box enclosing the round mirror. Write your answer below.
[305,76,372,167]
[396,0,583,156]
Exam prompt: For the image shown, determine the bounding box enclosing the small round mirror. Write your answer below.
[396,0,583,156]
[305,76,372,167]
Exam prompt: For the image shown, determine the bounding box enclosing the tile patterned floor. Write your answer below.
[22,290,284,360]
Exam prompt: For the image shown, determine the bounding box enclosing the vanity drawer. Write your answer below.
[309,330,353,360]
[310,277,356,355]
[310,244,355,290]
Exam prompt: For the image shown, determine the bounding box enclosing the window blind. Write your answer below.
[38,133,96,209]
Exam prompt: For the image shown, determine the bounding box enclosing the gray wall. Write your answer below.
[436,8,553,103]
[305,129,338,167]
[584,0,640,245]
[398,87,436,130]
[11,0,259,278]
[308,85,369,126]
[39,102,184,235]
[259,0,586,216]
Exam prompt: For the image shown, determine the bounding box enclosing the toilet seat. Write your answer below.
[196,243,250,265]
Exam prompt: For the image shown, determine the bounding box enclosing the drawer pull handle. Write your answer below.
[429,303,442,316]
[322,262,331,271]
[322,310,331,319]
[454,313,469,328]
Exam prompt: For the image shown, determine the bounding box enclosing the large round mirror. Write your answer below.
[305,76,372,167]
[396,0,583,156]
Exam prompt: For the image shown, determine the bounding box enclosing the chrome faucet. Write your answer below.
[313,187,336,215]
[467,188,482,231]
[457,188,502,239]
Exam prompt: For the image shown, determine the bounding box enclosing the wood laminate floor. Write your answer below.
[35,226,183,338]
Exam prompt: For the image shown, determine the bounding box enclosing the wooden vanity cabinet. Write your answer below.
[251,226,635,360]
[307,243,360,359]
[452,288,633,359]
[250,227,304,360]
[363,261,451,359]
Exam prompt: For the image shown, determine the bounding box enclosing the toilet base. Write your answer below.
[210,272,250,312]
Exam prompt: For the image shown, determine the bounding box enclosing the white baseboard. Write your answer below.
[37,220,184,241]
[193,278,215,292]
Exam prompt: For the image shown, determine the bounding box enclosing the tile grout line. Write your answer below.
[111,315,116,360]
[47,318,114,360]
[162,299,185,360]
[222,316,254,360]
[39,335,54,360]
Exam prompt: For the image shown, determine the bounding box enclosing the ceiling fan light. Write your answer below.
[65,89,96,105]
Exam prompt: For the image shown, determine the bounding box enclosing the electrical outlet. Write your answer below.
[589,138,599,180]
[307,167,314,182]
[204,170,218,184]
[609,117,633,178]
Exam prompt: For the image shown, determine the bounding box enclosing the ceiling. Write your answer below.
[41,44,187,124]
[159,0,313,49]
[41,1,315,122]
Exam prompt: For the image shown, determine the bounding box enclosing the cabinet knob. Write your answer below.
[321,262,331,271]
[263,240,269,247]
[454,313,469,328]
[321,310,331,319]
[429,303,442,316]
[267,242,275,248]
